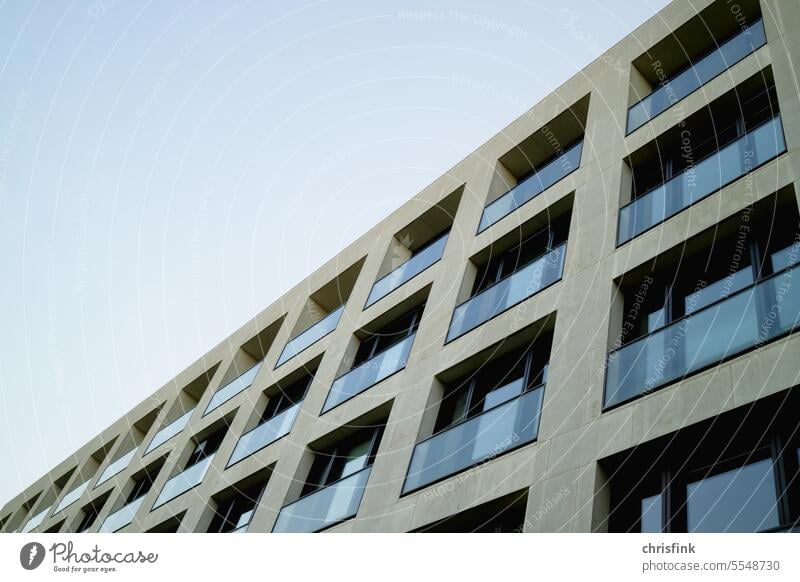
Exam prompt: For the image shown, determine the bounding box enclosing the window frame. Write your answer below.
[609,429,800,533]
[433,340,550,436]
[301,426,384,497]
[207,481,267,533]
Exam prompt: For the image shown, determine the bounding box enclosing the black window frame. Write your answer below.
[260,374,312,423]
[301,425,384,497]
[207,481,267,533]
[185,426,228,469]
[351,304,425,368]
[607,395,800,533]
[127,469,159,504]
[629,83,780,200]
[619,209,800,346]
[472,216,570,296]
[433,339,551,435]
[75,497,107,533]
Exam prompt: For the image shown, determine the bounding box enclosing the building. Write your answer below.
[2,0,800,534]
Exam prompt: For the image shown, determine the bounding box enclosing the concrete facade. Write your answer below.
[2,0,800,533]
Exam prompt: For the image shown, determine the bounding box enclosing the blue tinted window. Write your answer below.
[686,459,779,532]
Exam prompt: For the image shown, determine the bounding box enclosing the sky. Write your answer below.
[0,0,671,507]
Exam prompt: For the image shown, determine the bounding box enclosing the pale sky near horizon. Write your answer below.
[0,0,670,508]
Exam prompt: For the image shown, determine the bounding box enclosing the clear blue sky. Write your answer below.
[0,0,670,506]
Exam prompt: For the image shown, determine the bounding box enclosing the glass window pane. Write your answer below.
[236,509,254,529]
[686,458,779,532]
[646,306,667,333]
[337,441,371,479]
[641,494,662,533]
[684,266,754,315]
[482,378,525,412]
[771,245,800,273]
[435,388,468,432]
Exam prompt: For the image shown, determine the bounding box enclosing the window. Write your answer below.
[208,482,266,533]
[323,305,424,412]
[626,0,765,135]
[76,498,107,533]
[472,216,569,295]
[605,391,800,532]
[302,426,384,497]
[205,361,263,415]
[640,494,662,533]
[403,332,550,494]
[434,341,549,434]
[630,85,779,201]
[621,450,785,533]
[686,458,779,532]
[272,423,385,533]
[261,375,311,423]
[367,231,450,308]
[351,305,425,368]
[620,209,799,346]
[447,213,570,342]
[227,373,311,467]
[185,427,227,469]
[127,471,157,503]
[416,490,528,532]
[152,431,224,510]
[618,75,786,245]
[479,95,587,233]
[76,507,99,533]
[607,199,800,408]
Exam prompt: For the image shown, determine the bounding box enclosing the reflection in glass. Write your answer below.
[144,409,194,454]
[152,455,214,510]
[447,244,566,342]
[205,362,262,414]
[686,458,779,532]
[227,402,301,466]
[20,506,51,533]
[618,115,786,244]
[53,479,91,515]
[272,466,372,533]
[403,388,543,493]
[322,333,415,412]
[95,448,137,488]
[366,233,449,307]
[479,142,582,232]
[640,494,662,533]
[275,306,345,368]
[627,19,767,133]
[98,497,144,533]
[605,264,800,408]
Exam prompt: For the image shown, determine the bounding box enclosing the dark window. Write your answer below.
[352,305,425,367]
[416,491,527,532]
[621,211,800,345]
[631,85,780,198]
[434,338,550,434]
[685,457,779,532]
[185,427,227,468]
[127,470,158,503]
[606,391,800,532]
[472,216,569,295]
[260,375,311,422]
[408,229,449,259]
[302,426,384,496]
[207,482,266,533]
[76,499,107,533]
[640,494,662,533]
